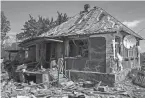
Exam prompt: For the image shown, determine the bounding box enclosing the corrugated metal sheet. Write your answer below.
[39,7,143,39]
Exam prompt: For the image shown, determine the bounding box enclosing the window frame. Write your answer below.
[68,39,89,58]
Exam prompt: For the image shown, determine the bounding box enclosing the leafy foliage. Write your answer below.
[16,12,69,40]
[1,11,11,48]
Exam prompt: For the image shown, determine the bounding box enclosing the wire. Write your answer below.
[137,28,145,34]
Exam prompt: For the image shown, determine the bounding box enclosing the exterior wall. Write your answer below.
[114,31,141,82]
[66,58,88,71]
[64,33,116,87]
[64,32,141,86]
[66,70,115,87]
[64,37,89,71]
[65,33,115,73]
[118,31,140,70]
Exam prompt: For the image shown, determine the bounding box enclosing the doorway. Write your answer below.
[46,43,51,68]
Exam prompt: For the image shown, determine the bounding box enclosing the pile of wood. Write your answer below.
[2,67,145,98]
[2,76,145,98]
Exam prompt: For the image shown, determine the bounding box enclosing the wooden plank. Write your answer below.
[67,70,114,75]
[19,37,63,47]
[25,71,42,74]
[44,38,63,43]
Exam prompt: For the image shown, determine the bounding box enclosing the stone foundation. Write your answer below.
[66,69,133,87]
[66,70,115,87]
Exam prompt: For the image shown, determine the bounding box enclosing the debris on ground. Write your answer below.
[1,68,145,98]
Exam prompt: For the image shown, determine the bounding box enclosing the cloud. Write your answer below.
[122,20,142,28]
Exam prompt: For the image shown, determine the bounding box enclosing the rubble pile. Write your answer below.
[1,68,145,98]
[1,76,145,98]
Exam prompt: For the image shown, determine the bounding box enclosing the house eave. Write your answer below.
[19,37,63,47]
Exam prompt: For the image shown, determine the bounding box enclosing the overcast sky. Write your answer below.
[1,1,145,52]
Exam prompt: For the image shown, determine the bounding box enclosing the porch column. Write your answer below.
[41,43,46,60]
[36,44,40,62]
[65,40,69,57]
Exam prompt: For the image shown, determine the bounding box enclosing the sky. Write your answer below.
[1,1,145,52]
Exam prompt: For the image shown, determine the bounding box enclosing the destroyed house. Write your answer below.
[18,6,144,86]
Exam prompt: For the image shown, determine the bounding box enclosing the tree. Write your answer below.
[16,12,69,40]
[55,11,68,25]
[1,11,11,48]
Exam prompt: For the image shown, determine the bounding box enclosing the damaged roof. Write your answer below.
[39,7,143,40]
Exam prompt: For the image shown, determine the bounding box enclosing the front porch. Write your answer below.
[19,37,63,69]
[17,37,64,84]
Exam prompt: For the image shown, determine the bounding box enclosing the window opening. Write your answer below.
[69,39,88,57]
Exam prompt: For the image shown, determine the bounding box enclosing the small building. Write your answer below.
[18,6,144,86]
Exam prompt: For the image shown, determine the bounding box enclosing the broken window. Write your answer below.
[124,47,134,58]
[69,39,88,57]
[123,37,138,58]
[128,49,134,57]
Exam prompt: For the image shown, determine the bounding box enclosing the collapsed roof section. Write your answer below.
[39,6,143,40]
